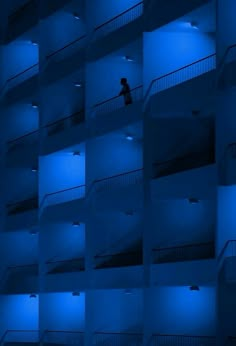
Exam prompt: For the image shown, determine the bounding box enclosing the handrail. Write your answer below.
[95,331,142,335]
[153,333,215,338]
[0,329,39,345]
[0,62,39,96]
[7,129,38,145]
[93,85,143,108]
[46,34,87,59]
[144,53,216,104]
[40,184,85,210]
[153,150,213,168]
[8,263,38,269]
[46,330,84,334]
[217,240,236,265]
[44,110,84,128]
[153,241,214,252]
[94,2,143,31]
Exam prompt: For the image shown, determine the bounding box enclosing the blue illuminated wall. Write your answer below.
[152,199,215,247]
[143,30,215,92]
[40,292,85,331]
[149,286,216,335]
[91,289,143,332]
[39,149,85,201]
[41,222,85,262]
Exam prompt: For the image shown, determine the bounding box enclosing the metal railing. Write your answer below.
[94,250,143,269]
[92,85,143,117]
[44,110,85,137]
[0,62,39,96]
[0,330,39,345]
[94,332,143,346]
[151,334,216,345]
[153,149,215,179]
[8,0,36,23]
[46,34,87,63]
[6,129,39,152]
[40,184,86,212]
[218,240,236,270]
[93,2,143,40]
[152,242,215,264]
[46,256,85,274]
[42,330,84,345]
[88,168,143,197]
[7,196,38,215]
[144,54,216,107]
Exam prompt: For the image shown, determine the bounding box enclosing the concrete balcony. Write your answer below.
[0,330,40,346]
[6,130,39,168]
[6,197,38,232]
[90,86,143,137]
[94,332,143,346]
[144,54,216,117]
[45,256,85,275]
[44,270,86,292]
[41,110,86,155]
[42,330,84,346]
[88,2,143,61]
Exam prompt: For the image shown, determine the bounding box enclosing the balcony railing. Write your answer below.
[92,85,143,117]
[218,240,236,270]
[40,184,86,212]
[44,110,85,137]
[0,62,39,96]
[0,330,39,345]
[93,2,143,40]
[94,250,143,269]
[7,196,38,215]
[46,257,85,274]
[151,334,216,345]
[46,34,87,63]
[94,332,143,346]
[88,168,143,197]
[144,54,216,108]
[42,330,84,345]
[153,149,215,179]
[6,129,39,152]
[8,0,36,23]
[152,242,215,264]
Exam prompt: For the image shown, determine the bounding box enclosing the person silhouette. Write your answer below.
[119,78,133,106]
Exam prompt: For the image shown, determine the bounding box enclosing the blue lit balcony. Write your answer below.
[152,242,215,264]
[144,54,216,112]
[92,2,143,41]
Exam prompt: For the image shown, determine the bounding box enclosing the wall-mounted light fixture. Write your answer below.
[32,102,38,109]
[72,221,81,227]
[126,135,134,141]
[189,285,200,291]
[29,293,37,298]
[124,289,133,295]
[73,151,81,156]
[189,21,198,29]
[31,167,38,173]
[123,56,134,62]
[72,291,80,296]
[73,13,80,20]
[74,82,82,88]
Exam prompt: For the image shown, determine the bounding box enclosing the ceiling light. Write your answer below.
[190,285,200,291]
[73,151,81,156]
[29,294,37,298]
[32,41,38,46]
[124,289,132,295]
[29,229,38,235]
[126,135,134,141]
[73,13,80,20]
[32,102,38,109]
[189,21,198,29]
[123,56,134,62]
[74,82,82,87]
[31,167,38,172]
[188,198,199,204]
[72,221,80,227]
